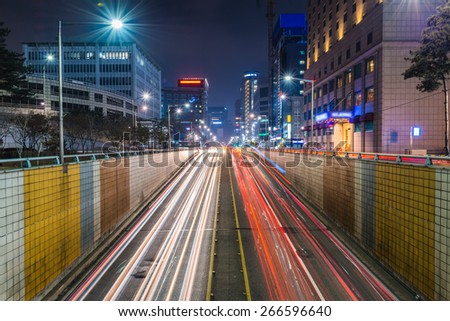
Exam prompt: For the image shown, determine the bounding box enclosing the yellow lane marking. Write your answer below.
[229,166,252,301]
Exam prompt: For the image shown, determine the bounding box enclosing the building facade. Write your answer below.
[161,78,209,145]
[272,14,308,145]
[254,82,270,144]
[240,72,259,143]
[21,74,141,118]
[304,0,445,153]
[208,106,230,142]
[22,42,161,120]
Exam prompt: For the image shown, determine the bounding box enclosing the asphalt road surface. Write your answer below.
[63,147,416,301]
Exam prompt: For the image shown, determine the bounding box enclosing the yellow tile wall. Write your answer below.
[375,163,435,299]
[23,165,81,300]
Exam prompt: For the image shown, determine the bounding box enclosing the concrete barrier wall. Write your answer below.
[263,150,450,300]
[0,150,192,300]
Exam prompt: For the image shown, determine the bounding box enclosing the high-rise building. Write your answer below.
[305,0,444,153]
[233,99,243,144]
[22,42,161,120]
[208,106,230,141]
[253,82,270,144]
[240,72,259,143]
[161,78,209,145]
[272,14,308,145]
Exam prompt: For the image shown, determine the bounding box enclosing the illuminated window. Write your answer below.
[355,91,362,105]
[366,58,375,73]
[365,87,374,103]
[345,70,352,84]
[337,76,343,88]
[346,94,352,109]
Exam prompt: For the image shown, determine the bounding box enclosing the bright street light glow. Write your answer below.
[111,19,124,29]
[284,75,293,81]
[142,92,150,100]
[47,54,54,61]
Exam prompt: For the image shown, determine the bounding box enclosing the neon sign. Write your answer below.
[331,111,352,118]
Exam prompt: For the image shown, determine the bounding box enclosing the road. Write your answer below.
[63,147,415,301]
[67,150,220,300]
[230,148,412,300]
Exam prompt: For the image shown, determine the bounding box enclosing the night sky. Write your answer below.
[1,0,306,111]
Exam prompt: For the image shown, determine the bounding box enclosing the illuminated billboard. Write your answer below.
[178,78,206,87]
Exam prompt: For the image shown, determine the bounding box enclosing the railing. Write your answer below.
[265,148,450,167]
[0,148,190,170]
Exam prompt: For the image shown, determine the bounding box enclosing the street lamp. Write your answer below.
[167,106,183,149]
[42,54,54,110]
[134,92,150,127]
[284,75,315,145]
[58,19,123,165]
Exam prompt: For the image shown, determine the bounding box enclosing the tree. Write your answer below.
[100,114,132,150]
[0,22,32,99]
[403,1,450,155]
[9,111,49,157]
[149,120,168,148]
[131,124,150,149]
[0,115,11,154]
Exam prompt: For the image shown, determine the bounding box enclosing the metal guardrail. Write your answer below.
[0,148,190,170]
[265,148,450,167]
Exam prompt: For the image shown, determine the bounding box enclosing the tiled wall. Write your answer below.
[24,165,81,300]
[374,164,435,299]
[0,150,191,300]
[0,171,25,300]
[263,150,450,300]
[434,168,450,300]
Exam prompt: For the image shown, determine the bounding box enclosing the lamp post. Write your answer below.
[57,19,123,165]
[284,75,315,145]
[58,21,64,164]
[42,54,54,110]
[167,106,182,149]
[133,92,150,127]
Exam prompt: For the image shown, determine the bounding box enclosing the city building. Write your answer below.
[232,99,243,145]
[161,78,209,145]
[253,82,270,145]
[272,13,308,147]
[304,0,444,153]
[6,74,142,119]
[22,42,161,120]
[207,106,231,142]
[240,72,259,143]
